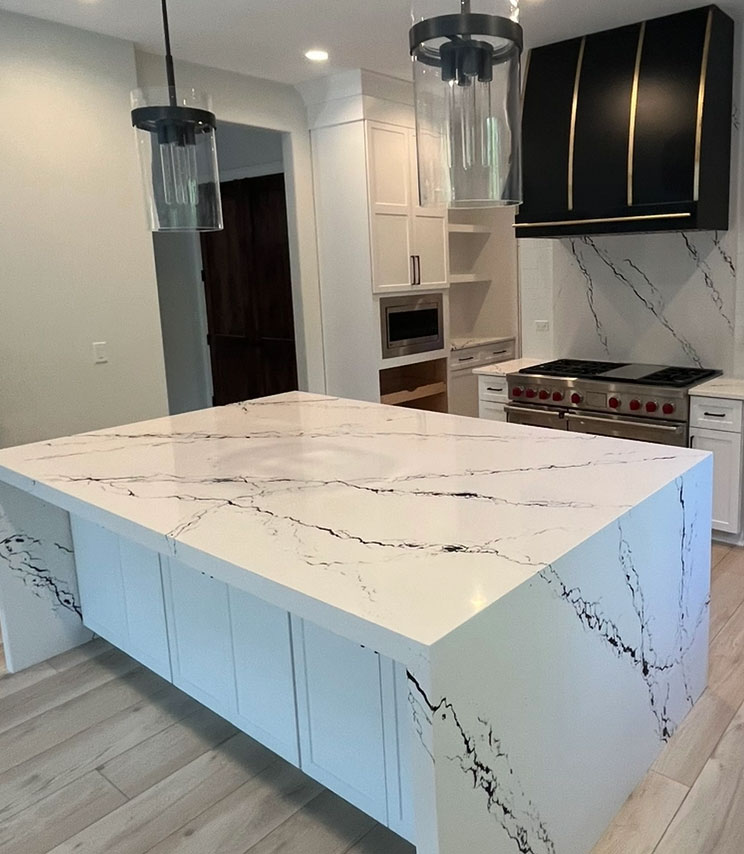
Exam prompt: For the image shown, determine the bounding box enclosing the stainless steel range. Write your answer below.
[506,360,721,447]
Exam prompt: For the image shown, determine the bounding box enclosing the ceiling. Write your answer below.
[0,0,741,85]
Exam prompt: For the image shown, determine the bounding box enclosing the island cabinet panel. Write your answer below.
[161,557,300,764]
[70,517,171,680]
[229,587,299,763]
[162,558,237,715]
[292,617,391,826]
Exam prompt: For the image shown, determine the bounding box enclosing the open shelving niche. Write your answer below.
[447,207,520,346]
[379,359,448,412]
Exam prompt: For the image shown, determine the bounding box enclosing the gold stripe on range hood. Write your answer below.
[567,36,587,212]
[515,212,692,229]
[694,8,714,201]
[627,21,646,207]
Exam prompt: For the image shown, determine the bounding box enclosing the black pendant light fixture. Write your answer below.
[410,0,523,208]
[131,0,223,232]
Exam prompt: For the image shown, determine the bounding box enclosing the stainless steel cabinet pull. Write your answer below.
[492,350,509,355]
[704,412,727,418]
[410,256,416,286]
[414,255,421,286]
[458,356,475,362]
[486,387,505,392]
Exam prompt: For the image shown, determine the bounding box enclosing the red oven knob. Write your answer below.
[570,392,582,405]
[663,403,675,415]
[512,386,524,398]
[539,389,550,400]
[629,399,641,411]
[552,391,564,402]
[609,397,621,409]
[525,388,537,399]
[646,401,658,414]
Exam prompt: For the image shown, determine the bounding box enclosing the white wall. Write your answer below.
[218,123,284,181]
[0,11,169,449]
[136,52,326,396]
[152,233,213,415]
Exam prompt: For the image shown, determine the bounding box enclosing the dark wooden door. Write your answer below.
[200,174,298,406]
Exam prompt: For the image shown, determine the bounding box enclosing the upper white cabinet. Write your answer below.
[71,517,171,680]
[367,121,448,293]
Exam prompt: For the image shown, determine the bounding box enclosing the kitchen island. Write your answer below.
[0,392,712,854]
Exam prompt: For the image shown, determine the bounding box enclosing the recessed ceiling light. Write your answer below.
[305,49,329,63]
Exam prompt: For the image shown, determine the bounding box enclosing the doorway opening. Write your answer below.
[153,122,299,413]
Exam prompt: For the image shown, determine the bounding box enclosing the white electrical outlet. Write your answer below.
[92,341,109,364]
[535,320,551,332]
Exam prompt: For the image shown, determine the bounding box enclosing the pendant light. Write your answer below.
[131,0,223,231]
[410,0,523,208]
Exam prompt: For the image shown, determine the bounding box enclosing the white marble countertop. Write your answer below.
[690,376,744,401]
[450,336,514,352]
[0,392,708,658]
[473,357,544,377]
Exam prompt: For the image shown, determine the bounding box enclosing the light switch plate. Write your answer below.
[92,342,108,364]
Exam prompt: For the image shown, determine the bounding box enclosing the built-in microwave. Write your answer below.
[380,293,444,359]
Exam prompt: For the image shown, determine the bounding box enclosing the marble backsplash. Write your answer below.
[549,229,738,372]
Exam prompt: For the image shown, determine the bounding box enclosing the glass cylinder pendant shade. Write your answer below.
[131,88,223,232]
[410,0,523,208]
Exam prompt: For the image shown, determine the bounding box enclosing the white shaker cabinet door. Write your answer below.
[690,427,743,534]
[412,211,448,288]
[409,127,448,290]
[229,586,299,764]
[162,558,237,717]
[292,617,389,824]
[367,122,413,293]
[70,518,171,680]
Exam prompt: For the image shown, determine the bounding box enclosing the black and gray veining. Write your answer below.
[0,532,81,618]
[0,392,711,649]
[408,672,556,854]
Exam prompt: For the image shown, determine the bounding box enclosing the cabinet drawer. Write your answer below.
[478,375,509,403]
[690,397,743,433]
[449,340,515,372]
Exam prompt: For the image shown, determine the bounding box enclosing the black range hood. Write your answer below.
[515,5,734,238]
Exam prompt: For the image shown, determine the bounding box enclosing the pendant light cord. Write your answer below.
[161,0,178,106]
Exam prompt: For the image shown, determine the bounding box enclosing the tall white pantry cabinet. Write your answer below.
[305,72,449,403]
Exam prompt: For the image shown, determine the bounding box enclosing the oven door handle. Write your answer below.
[565,413,682,432]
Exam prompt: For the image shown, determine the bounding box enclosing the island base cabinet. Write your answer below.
[70,517,171,680]
[291,616,415,837]
[161,557,300,765]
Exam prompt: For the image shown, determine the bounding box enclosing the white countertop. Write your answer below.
[450,336,514,352]
[690,376,744,401]
[473,357,545,377]
[0,392,707,656]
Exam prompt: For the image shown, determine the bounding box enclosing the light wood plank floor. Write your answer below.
[0,542,742,854]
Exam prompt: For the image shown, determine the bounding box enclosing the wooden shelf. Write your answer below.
[449,273,492,285]
[380,381,447,407]
[448,224,492,234]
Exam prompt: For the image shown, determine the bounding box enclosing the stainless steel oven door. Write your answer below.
[565,412,688,446]
[506,405,568,430]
